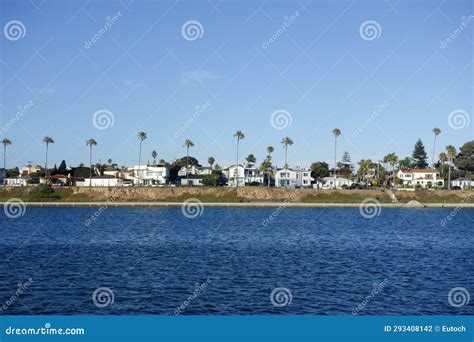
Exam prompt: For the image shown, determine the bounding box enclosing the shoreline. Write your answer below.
[2,201,473,208]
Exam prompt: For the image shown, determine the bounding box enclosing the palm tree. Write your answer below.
[137,132,147,186]
[383,152,398,188]
[86,138,98,187]
[266,146,274,187]
[245,154,256,184]
[432,128,441,167]
[184,139,194,184]
[233,131,245,187]
[332,128,341,189]
[281,137,294,188]
[208,157,215,169]
[438,152,447,177]
[446,145,456,190]
[43,136,54,183]
[151,150,158,165]
[107,158,113,166]
[2,138,12,186]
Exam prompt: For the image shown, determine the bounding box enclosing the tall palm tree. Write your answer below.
[2,138,12,186]
[332,128,341,189]
[208,157,215,169]
[137,132,147,186]
[86,139,97,187]
[266,146,274,187]
[383,153,398,188]
[432,128,441,167]
[281,137,294,188]
[151,150,158,165]
[233,131,245,187]
[43,136,54,183]
[438,152,447,177]
[184,139,194,184]
[446,145,456,190]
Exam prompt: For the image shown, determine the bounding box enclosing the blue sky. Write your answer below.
[0,0,472,169]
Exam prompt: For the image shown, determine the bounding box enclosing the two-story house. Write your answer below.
[397,169,444,188]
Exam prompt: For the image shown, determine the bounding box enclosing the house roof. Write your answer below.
[399,169,438,173]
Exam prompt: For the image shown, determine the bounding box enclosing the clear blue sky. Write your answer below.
[0,0,472,169]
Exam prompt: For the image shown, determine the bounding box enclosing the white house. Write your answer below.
[82,175,124,187]
[178,166,213,177]
[274,167,314,188]
[397,169,444,188]
[130,164,169,186]
[314,176,353,189]
[223,165,264,187]
[4,177,29,186]
[451,178,474,189]
[180,175,206,186]
[103,167,121,177]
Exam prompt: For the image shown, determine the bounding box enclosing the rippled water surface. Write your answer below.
[1,207,473,315]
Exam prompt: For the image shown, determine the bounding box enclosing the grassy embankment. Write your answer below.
[0,186,473,204]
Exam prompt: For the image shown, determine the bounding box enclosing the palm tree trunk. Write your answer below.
[3,145,6,187]
[284,145,288,188]
[45,143,48,184]
[89,146,92,188]
[186,147,189,185]
[138,141,142,186]
[432,135,437,167]
[235,139,239,187]
[334,137,337,189]
[448,159,452,190]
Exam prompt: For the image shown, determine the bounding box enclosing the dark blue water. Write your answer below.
[0,207,473,315]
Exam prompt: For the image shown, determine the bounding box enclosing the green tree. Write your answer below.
[137,132,147,185]
[310,161,329,181]
[43,136,55,182]
[412,138,428,169]
[151,151,158,165]
[184,139,195,184]
[399,157,412,170]
[432,128,441,167]
[438,152,448,178]
[281,137,294,188]
[1,138,12,186]
[446,145,457,189]
[233,131,245,187]
[201,173,220,187]
[455,140,474,172]
[86,138,97,186]
[208,157,215,169]
[332,128,341,188]
[383,152,398,188]
[57,160,67,175]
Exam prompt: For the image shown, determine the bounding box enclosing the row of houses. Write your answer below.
[2,165,473,189]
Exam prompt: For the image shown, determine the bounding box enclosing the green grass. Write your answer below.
[300,192,391,203]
